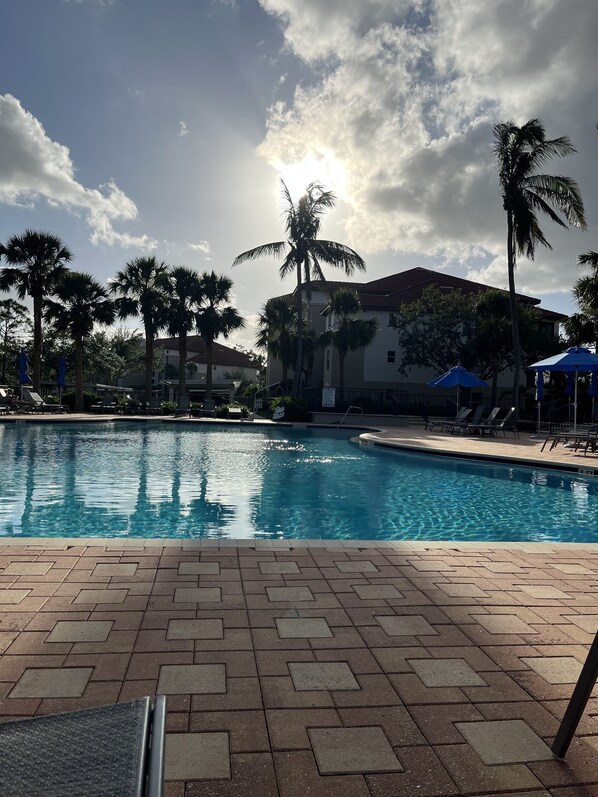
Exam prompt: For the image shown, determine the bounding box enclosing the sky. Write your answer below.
[1,0,597,350]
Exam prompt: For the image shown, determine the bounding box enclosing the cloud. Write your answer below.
[0,93,157,250]
[257,0,597,300]
[178,121,189,137]
[188,241,211,256]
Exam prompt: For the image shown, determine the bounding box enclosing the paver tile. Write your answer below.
[275,617,332,638]
[165,732,230,780]
[173,587,221,602]
[73,589,127,604]
[10,667,92,698]
[93,563,138,576]
[473,613,536,634]
[353,585,401,600]
[266,587,314,602]
[0,590,31,604]
[335,561,379,573]
[438,583,487,598]
[259,562,300,574]
[455,719,553,764]
[376,614,437,636]
[157,663,226,694]
[409,657,486,687]
[552,563,592,574]
[309,726,403,774]
[289,662,360,691]
[2,562,53,575]
[47,620,113,643]
[520,585,570,599]
[166,619,223,639]
[521,656,583,684]
[563,614,598,633]
[177,561,220,575]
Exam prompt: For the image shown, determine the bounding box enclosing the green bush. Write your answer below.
[61,391,100,412]
[214,403,249,418]
[270,396,309,422]
[161,401,177,414]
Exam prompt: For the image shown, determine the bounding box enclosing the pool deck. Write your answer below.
[2,419,598,795]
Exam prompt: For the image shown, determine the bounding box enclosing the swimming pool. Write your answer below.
[1,421,597,541]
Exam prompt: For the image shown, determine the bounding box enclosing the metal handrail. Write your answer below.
[337,405,364,428]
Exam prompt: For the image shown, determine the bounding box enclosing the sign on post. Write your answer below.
[322,387,336,408]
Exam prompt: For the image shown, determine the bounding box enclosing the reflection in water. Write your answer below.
[1,422,598,541]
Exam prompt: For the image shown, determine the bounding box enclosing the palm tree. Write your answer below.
[321,289,378,403]
[493,119,586,411]
[0,298,30,384]
[0,230,72,390]
[256,296,299,389]
[565,251,598,351]
[196,271,245,401]
[234,181,366,396]
[110,256,170,402]
[164,266,204,404]
[44,272,115,412]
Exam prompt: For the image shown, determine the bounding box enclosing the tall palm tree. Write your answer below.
[493,119,586,411]
[234,181,366,397]
[0,230,72,390]
[321,289,378,403]
[256,296,299,389]
[44,272,115,412]
[196,271,245,401]
[110,256,170,402]
[164,266,204,403]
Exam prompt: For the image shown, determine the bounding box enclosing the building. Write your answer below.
[265,267,564,409]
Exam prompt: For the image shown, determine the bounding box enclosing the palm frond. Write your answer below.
[233,242,286,266]
[311,240,366,273]
[578,251,598,271]
[526,174,586,228]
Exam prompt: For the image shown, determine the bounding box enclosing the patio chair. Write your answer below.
[91,393,116,414]
[201,398,215,417]
[175,395,190,417]
[447,404,483,434]
[144,397,162,415]
[21,388,68,414]
[228,406,243,419]
[464,406,501,436]
[0,695,166,797]
[425,406,469,432]
[552,629,598,758]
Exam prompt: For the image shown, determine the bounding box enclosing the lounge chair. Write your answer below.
[425,406,470,432]
[272,406,285,421]
[228,406,243,419]
[202,398,215,417]
[0,695,166,797]
[447,404,483,434]
[21,388,68,414]
[175,395,190,417]
[464,406,501,435]
[490,407,519,437]
[144,397,162,415]
[0,388,14,415]
[91,393,116,414]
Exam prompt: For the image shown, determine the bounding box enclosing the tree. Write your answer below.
[256,296,299,388]
[196,271,245,401]
[110,256,170,402]
[0,230,72,390]
[0,299,30,384]
[164,266,204,403]
[564,251,598,351]
[44,272,115,411]
[391,285,549,404]
[321,289,378,401]
[233,181,366,397]
[493,119,586,411]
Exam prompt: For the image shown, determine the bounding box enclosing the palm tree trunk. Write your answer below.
[178,333,187,401]
[205,342,214,400]
[293,262,303,398]
[32,294,42,391]
[144,321,153,403]
[74,333,84,413]
[339,352,345,407]
[491,368,498,408]
[507,211,522,417]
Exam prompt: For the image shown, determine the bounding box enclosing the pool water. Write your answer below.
[1,422,597,541]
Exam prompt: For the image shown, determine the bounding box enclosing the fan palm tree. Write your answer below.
[0,230,72,390]
[321,289,378,403]
[565,251,598,351]
[44,272,115,412]
[234,181,366,397]
[256,296,299,389]
[493,119,586,411]
[196,271,245,401]
[164,266,204,403]
[110,256,170,402]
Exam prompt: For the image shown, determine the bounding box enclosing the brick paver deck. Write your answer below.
[1,538,598,795]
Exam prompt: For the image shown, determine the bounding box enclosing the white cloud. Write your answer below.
[188,240,211,256]
[178,120,189,137]
[0,94,156,250]
[257,0,597,301]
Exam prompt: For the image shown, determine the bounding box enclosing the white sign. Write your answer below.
[322,387,336,408]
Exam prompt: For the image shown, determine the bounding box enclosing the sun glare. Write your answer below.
[273,151,348,202]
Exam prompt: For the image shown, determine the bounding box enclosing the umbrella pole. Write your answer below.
[457,385,460,414]
[574,370,578,432]
[537,401,541,434]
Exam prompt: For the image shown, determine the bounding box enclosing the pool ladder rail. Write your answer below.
[337,405,364,428]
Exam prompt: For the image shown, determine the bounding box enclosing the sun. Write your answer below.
[273,150,348,202]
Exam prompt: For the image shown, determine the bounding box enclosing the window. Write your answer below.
[387,351,395,364]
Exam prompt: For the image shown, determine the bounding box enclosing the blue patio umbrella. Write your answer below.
[427,365,488,413]
[529,347,598,431]
[17,351,31,385]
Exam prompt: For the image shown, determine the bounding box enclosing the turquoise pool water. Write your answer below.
[1,421,597,541]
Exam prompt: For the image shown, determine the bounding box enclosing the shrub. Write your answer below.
[270,396,309,422]
[214,403,249,418]
[61,391,100,412]
[161,401,176,415]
